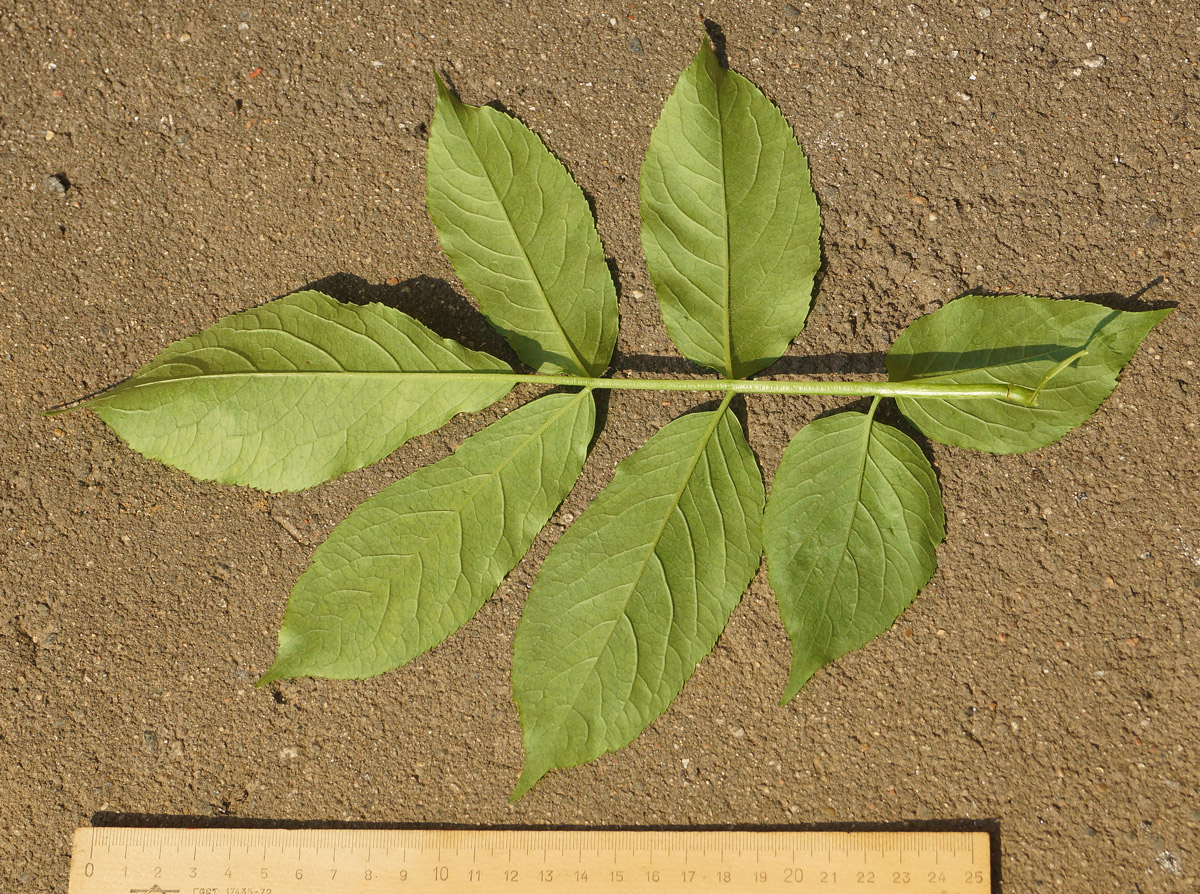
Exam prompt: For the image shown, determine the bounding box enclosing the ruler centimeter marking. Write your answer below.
[69,827,993,894]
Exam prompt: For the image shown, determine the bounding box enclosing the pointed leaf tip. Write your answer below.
[433,69,461,108]
[511,761,548,801]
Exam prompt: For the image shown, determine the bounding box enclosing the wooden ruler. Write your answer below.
[68,827,993,893]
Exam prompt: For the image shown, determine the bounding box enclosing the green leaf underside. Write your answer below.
[260,390,595,684]
[887,294,1170,453]
[427,77,618,378]
[512,401,764,797]
[87,291,512,492]
[640,39,821,380]
[763,408,945,702]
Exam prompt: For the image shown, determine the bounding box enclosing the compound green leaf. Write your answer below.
[763,406,944,701]
[427,77,618,377]
[87,290,512,492]
[260,390,595,684]
[641,39,821,379]
[512,400,764,797]
[887,294,1170,453]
